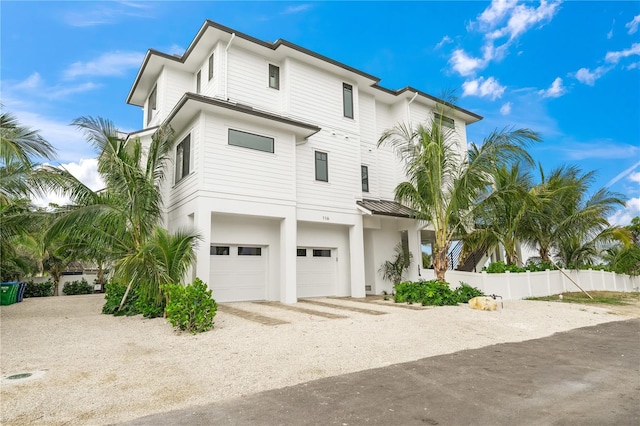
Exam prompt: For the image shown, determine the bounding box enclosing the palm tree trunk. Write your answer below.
[118,279,134,312]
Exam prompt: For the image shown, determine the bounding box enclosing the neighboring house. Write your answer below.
[126,20,482,302]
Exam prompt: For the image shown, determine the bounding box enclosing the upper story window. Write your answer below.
[361,165,369,192]
[228,129,274,153]
[147,86,157,125]
[315,151,328,182]
[434,112,455,129]
[343,83,353,119]
[269,64,280,90]
[196,70,201,94]
[175,134,191,183]
[208,53,214,81]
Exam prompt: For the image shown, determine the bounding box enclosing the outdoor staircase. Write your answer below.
[447,241,486,273]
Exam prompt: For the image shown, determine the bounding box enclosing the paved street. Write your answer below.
[122,319,640,425]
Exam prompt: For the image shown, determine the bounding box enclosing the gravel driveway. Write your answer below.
[0,294,635,425]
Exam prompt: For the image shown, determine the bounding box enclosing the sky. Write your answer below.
[1,0,639,224]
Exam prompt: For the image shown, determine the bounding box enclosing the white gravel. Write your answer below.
[0,294,634,425]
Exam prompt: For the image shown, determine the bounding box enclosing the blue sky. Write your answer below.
[2,1,639,224]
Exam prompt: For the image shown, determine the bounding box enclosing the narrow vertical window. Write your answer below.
[361,165,369,192]
[175,134,191,183]
[208,53,214,81]
[269,64,280,90]
[196,71,201,94]
[315,151,328,182]
[147,86,157,125]
[343,83,353,118]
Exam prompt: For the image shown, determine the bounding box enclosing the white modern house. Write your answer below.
[125,20,482,303]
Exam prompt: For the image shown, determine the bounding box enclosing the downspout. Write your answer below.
[407,91,418,123]
[224,33,236,101]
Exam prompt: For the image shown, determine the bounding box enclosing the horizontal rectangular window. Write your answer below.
[297,248,307,257]
[313,249,331,258]
[228,129,274,153]
[315,151,328,182]
[211,246,229,255]
[238,247,262,256]
[434,113,455,129]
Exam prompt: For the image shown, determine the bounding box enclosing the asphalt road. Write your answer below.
[122,319,640,425]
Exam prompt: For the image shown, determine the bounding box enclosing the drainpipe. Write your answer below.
[407,91,418,123]
[225,33,236,101]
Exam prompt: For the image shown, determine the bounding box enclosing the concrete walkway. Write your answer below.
[121,319,640,425]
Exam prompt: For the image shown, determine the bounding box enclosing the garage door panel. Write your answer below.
[210,245,266,302]
[297,248,337,298]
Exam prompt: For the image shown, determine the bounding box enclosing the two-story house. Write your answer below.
[126,20,482,303]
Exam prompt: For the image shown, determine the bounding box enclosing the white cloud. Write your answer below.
[628,62,640,70]
[629,171,640,184]
[33,158,104,208]
[562,142,639,161]
[435,35,453,49]
[607,160,640,187]
[500,102,512,115]
[625,14,640,35]
[282,4,313,14]
[449,49,486,76]
[462,76,506,100]
[63,2,154,27]
[5,74,101,102]
[605,43,640,64]
[64,51,145,79]
[607,29,613,39]
[574,66,609,86]
[538,77,566,98]
[609,197,640,226]
[452,0,561,77]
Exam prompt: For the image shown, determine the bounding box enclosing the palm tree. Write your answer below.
[465,163,534,266]
[379,111,540,282]
[520,165,625,263]
[48,117,199,310]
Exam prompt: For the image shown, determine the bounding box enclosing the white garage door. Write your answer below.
[296,248,337,298]
[210,245,267,302]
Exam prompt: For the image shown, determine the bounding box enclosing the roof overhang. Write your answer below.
[164,93,321,140]
[356,199,415,219]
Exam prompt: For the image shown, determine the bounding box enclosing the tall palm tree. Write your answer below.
[48,117,199,309]
[521,165,625,263]
[465,163,534,265]
[379,111,540,282]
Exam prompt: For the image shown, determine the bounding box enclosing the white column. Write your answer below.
[407,225,422,281]
[349,216,366,298]
[194,210,212,286]
[280,212,297,303]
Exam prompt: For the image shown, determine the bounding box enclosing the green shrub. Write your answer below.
[24,280,54,297]
[525,260,555,272]
[62,278,94,295]
[136,293,165,318]
[454,282,484,303]
[483,261,527,273]
[163,278,217,334]
[102,280,140,316]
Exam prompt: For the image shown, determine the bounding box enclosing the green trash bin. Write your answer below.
[1,282,20,305]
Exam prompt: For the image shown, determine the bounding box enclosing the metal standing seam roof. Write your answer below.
[356,199,415,218]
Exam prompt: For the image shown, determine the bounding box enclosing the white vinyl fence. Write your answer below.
[421,268,640,300]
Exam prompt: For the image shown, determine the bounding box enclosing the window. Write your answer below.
[269,64,279,89]
[228,129,274,153]
[208,53,214,81]
[297,248,307,257]
[343,83,353,118]
[315,151,328,182]
[196,70,201,94]
[434,113,455,129]
[313,249,331,257]
[211,246,229,255]
[175,135,191,183]
[147,86,157,125]
[238,247,261,256]
[361,165,369,192]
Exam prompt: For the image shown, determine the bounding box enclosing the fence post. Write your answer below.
[546,269,552,295]
[505,271,512,299]
[526,270,532,298]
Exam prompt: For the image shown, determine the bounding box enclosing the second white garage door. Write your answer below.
[296,248,337,298]
[210,245,267,302]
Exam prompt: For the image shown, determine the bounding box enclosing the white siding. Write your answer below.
[227,46,282,112]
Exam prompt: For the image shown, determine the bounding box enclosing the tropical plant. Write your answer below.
[163,278,218,334]
[378,242,413,286]
[47,117,199,311]
[379,109,540,282]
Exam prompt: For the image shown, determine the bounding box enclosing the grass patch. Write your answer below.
[527,291,640,306]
